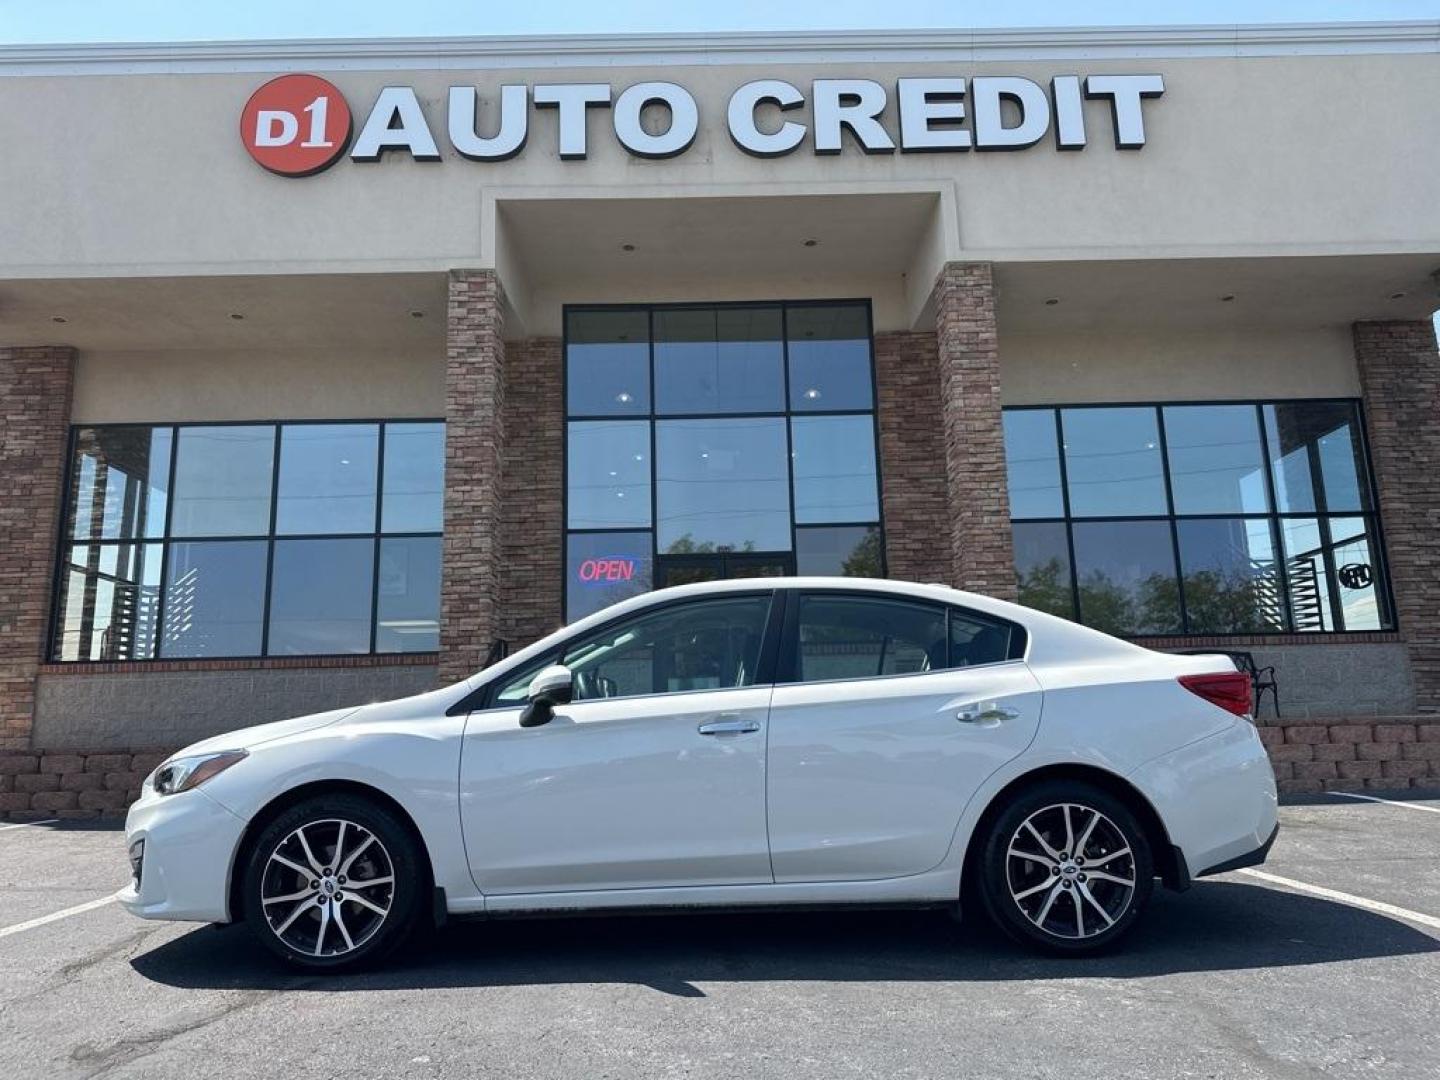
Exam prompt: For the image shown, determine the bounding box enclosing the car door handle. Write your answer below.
[697,718,762,736]
[957,704,1020,726]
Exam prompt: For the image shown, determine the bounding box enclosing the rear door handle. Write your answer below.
[697,718,762,736]
[957,704,1020,726]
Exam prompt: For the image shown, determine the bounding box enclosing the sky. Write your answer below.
[1,1,1438,44]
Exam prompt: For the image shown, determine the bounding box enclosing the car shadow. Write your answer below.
[131,879,1438,996]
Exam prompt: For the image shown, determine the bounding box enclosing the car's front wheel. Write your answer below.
[242,793,424,971]
[977,780,1154,955]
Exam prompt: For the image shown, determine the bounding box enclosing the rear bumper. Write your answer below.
[1129,719,1279,883]
[1196,821,1280,878]
[117,785,247,923]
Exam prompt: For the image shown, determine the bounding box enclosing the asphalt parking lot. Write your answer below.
[1,794,1436,1080]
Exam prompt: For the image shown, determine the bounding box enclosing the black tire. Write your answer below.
[241,793,425,972]
[976,780,1154,956]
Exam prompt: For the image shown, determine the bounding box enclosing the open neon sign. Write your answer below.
[577,557,638,583]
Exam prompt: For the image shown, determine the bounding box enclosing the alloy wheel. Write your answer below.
[1005,802,1137,941]
[260,818,396,958]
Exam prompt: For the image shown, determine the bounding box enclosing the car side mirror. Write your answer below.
[519,664,573,728]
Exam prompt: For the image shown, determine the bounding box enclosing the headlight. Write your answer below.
[151,750,248,796]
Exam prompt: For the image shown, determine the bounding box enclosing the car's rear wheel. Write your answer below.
[242,793,423,972]
[977,780,1154,955]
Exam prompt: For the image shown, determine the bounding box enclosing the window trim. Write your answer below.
[1004,397,1396,637]
[561,300,888,623]
[49,416,445,663]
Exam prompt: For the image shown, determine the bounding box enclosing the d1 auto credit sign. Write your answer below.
[240,74,353,176]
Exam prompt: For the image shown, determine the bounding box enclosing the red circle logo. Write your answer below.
[240,74,352,177]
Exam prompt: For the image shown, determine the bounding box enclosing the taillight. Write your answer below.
[1178,672,1253,717]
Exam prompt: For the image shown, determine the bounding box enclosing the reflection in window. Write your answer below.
[276,424,378,535]
[54,543,162,661]
[1176,518,1283,633]
[170,426,275,537]
[376,536,442,652]
[381,423,444,532]
[1061,408,1167,517]
[68,427,172,542]
[787,304,874,411]
[795,595,945,682]
[791,415,879,524]
[161,541,268,657]
[1003,411,1063,519]
[1264,402,1370,513]
[567,421,651,530]
[1003,400,1390,637]
[656,418,790,553]
[560,595,771,699]
[53,420,444,660]
[1163,405,1268,515]
[1072,521,1181,636]
[267,538,375,654]
[566,531,654,622]
[1012,522,1074,619]
[566,309,651,416]
[654,307,784,414]
[795,526,882,577]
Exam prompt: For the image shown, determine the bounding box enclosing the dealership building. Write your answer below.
[2,21,1439,814]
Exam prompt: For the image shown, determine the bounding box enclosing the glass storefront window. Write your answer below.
[1003,399,1391,636]
[656,418,790,553]
[566,531,654,621]
[654,307,784,414]
[1060,407,1167,517]
[566,309,651,416]
[52,420,444,661]
[564,301,883,619]
[170,425,275,537]
[1003,410,1064,519]
[276,423,379,535]
[791,415,879,524]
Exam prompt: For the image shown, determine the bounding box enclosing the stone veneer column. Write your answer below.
[498,337,565,649]
[439,272,507,684]
[0,347,75,749]
[873,331,950,584]
[933,263,1017,600]
[1354,320,1440,712]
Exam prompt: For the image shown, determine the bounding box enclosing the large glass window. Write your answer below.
[565,302,883,621]
[1004,401,1392,636]
[52,420,444,661]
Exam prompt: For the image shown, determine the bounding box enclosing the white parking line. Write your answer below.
[1237,868,1440,931]
[0,819,59,833]
[0,896,117,940]
[1329,791,1440,815]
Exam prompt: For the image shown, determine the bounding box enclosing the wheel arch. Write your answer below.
[959,763,1185,901]
[226,779,439,924]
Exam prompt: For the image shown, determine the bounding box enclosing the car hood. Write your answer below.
[168,705,362,761]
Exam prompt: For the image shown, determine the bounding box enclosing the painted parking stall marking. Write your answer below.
[1329,791,1440,815]
[1236,868,1440,932]
[0,895,117,941]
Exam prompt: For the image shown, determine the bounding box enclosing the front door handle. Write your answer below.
[697,718,762,736]
[957,704,1020,726]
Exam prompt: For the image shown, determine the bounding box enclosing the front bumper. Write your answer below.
[1129,719,1279,883]
[116,784,248,923]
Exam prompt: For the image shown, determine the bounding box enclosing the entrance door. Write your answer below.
[657,553,793,588]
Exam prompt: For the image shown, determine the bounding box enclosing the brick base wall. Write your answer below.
[5,718,1433,823]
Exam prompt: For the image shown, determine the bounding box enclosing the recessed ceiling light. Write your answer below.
[1220,294,1236,302]
[409,310,425,319]
[229,312,245,320]
[50,315,67,324]
[1044,297,1060,306]
[1389,291,1407,300]
[803,388,822,400]
[616,391,633,404]
[803,239,819,247]
[621,243,636,252]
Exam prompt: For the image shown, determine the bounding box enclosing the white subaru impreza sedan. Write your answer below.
[118,578,1278,970]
